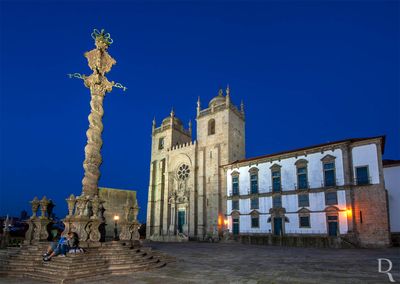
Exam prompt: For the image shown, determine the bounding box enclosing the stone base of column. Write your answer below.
[25,217,53,245]
[62,215,105,246]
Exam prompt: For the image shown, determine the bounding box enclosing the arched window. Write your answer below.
[208,119,215,135]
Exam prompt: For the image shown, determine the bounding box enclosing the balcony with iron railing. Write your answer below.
[227,177,361,197]
[354,176,372,186]
[249,188,259,195]
[269,185,282,193]
[295,181,310,191]
[229,190,240,197]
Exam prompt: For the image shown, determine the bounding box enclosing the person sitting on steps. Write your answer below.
[43,232,78,261]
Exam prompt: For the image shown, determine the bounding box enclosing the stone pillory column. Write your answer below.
[65,29,127,244]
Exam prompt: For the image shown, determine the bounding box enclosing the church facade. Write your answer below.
[146,87,245,240]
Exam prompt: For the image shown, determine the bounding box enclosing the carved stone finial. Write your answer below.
[132,203,140,221]
[66,194,76,217]
[170,107,175,118]
[30,197,40,218]
[188,120,192,136]
[226,84,231,106]
[39,196,50,219]
[218,88,223,97]
[197,97,201,116]
[91,195,100,219]
[4,215,10,232]
[240,100,245,114]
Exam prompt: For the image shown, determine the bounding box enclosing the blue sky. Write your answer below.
[0,1,399,222]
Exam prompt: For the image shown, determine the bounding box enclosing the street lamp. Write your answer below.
[113,215,120,241]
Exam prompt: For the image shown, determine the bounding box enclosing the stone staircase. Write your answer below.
[0,241,173,283]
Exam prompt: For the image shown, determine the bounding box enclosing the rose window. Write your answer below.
[178,164,190,180]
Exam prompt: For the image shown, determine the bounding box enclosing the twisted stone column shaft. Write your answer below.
[82,92,105,197]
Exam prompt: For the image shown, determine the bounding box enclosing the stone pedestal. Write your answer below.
[63,216,104,246]
[119,220,140,243]
[24,196,54,244]
[25,217,52,244]
[62,194,105,245]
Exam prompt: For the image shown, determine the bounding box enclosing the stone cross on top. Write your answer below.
[68,29,127,198]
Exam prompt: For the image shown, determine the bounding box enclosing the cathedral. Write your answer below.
[146,87,396,247]
[146,86,245,241]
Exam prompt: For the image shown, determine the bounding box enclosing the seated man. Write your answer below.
[43,232,77,261]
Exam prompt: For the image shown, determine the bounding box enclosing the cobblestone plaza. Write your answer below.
[1,242,399,283]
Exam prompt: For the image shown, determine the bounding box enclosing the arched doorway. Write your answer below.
[325,206,340,236]
[270,207,286,236]
[231,211,240,235]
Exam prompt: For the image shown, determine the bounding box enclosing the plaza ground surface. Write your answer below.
[1,242,399,283]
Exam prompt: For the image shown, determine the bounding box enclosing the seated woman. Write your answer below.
[43,232,77,261]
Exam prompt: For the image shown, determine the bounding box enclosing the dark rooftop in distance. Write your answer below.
[383,159,400,167]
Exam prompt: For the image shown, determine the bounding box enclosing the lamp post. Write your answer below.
[113,215,120,241]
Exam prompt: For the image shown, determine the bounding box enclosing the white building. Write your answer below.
[383,160,400,234]
[223,136,391,247]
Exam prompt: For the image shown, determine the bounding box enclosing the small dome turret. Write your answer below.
[208,88,226,108]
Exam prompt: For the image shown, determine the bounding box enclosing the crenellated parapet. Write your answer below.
[168,140,197,152]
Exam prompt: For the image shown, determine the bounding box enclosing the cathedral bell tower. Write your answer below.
[195,86,245,238]
[147,109,192,237]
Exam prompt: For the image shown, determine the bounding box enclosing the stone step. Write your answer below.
[108,258,159,266]
[1,244,169,282]
[96,251,150,257]
[98,253,153,259]
[109,258,163,269]
[43,260,108,269]
[35,264,110,275]
[109,261,167,274]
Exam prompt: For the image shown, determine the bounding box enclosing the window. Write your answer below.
[251,216,259,228]
[251,198,259,209]
[272,171,281,192]
[158,137,164,150]
[297,167,308,189]
[250,173,258,194]
[325,192,338,205]
[272,195,282,208]
[232,200,239,210]
[177,164,190,180]
[324,162,336,187]
[298,194,309,207]
[208,119,215,135]
[299,216,310,227]
[356,166,369,185]
[232,176,239,196]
